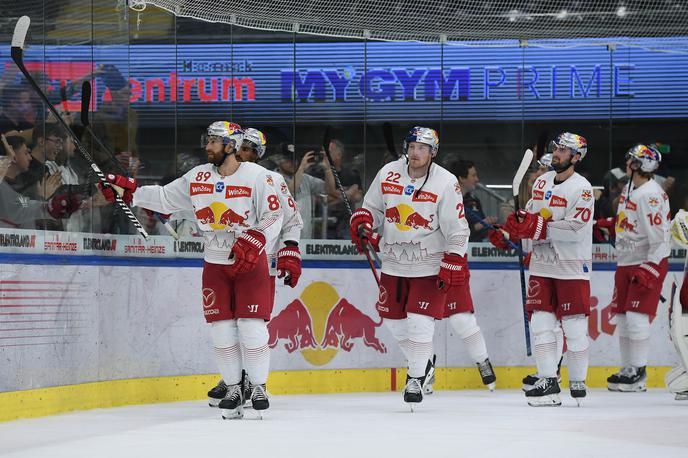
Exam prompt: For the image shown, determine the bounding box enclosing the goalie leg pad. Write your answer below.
[670,301,688,372]
[666,364,688,394]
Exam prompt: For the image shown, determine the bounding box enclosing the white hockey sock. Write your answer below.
[449,312,489,363]
[384,318,410,361]
[554,324,564,364]
[238,318,270,385]
[531,311,559,378]
[407,313,435,378]
[616,314,631,367]
[626,311,651,368]
[210,320,242,385]
[563,315,590,382]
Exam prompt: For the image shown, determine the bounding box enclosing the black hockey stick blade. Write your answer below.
[80,80,91,127]
[382,122,399,159]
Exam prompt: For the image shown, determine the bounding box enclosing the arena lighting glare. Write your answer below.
[617,6,628,17]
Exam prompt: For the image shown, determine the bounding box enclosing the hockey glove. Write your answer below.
[632,262,661,291]
[487,224,517,250]
[98,174,137,206]
[505,210,547,241]
[47,192,81,219]
[349,208,380,253]
[277,243,302,288]
[437,253,469,290]
[230,229,266,274]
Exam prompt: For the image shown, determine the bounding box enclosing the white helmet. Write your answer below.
[202,121,244,150]
[243,128,267,158]
[538,153,553,168]
[671,210,688,247]
[626,144,661,173]
[550,132,588,160]
[403,126,439,157]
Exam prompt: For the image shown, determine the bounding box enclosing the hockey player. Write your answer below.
[207,127,303,408]
[667,211,688,400]
[606,145,670,392]
[504,132,594,407]
[100,122,283,419]
[349,126,470,407]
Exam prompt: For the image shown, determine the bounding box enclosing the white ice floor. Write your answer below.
[1,390,687,458]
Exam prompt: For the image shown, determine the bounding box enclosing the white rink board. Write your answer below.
[0,261,682,393]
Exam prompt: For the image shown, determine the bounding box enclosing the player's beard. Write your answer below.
[552,157,573,173]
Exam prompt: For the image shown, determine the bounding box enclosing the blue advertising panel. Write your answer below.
[1,39,686,125]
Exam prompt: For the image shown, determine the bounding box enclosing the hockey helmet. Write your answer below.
[243,128,267,158]
[403,126,439,157]
[625,144,661,173]
[550,132,588,160]
[202,121,244,150]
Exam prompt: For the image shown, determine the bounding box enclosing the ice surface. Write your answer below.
[0,390,686,457]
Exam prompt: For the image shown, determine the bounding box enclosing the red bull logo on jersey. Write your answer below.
[268,281,386,366]
[385,203,434,231]
[190,182,214,195]
[648,197,660,207]
[225,186,252,198]
[194,202,250,229]
[381,182,404,195]
[615,211,637,234]
[412,190,438,203]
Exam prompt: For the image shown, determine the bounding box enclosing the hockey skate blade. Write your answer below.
[675,392,688,401]
[616,382,647,393]
[607,383,621,392]
[487,382,496,392]
[221,406,244,420]
[208,398,221,407]
[527,394,561,407]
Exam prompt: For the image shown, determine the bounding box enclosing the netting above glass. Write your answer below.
[132,0,688,44]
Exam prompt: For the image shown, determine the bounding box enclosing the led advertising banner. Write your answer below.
[2,39,687,125]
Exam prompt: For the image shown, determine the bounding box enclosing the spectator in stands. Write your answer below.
[326,139,363,238]
[0,81,35,139]
[453,159,498,242]
[274,143,337,239]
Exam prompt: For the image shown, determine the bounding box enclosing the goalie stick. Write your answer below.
[79,81,179,240]
[513,148,534,356]
[322,127,381,286]
[11,16,149,240]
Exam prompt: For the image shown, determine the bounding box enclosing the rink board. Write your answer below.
[0,257,682,421]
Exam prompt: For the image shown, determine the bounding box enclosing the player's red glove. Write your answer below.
[47,192,81,219]
[505,210,547,241]
[487,224,517,250]
[230,229,266,274]
[349,208,380,253]
[632,262,661,291]
[277,243,301,288]
[437,253,469,290]
[98,174,137,205]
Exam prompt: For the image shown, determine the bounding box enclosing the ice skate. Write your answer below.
[403,376,425,411]
[241,370,252,409]
[250,383,269,419]
[616,366,647,392]
[422,355,436,395]
[525,377,561,407]
[207,379,227,407]
[477,358,496,391]
[675,391,688,401]
[219,383,244,420]
[523,357,562,391]
[570,380,587,406]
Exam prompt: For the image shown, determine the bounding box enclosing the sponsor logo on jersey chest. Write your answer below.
[215,182,225,193]
[381,182,403,195]
[532,190,544,200]
[190,183,214,195]
[412,190,438,203]
[225,186,252,198]
[549,195,567,207]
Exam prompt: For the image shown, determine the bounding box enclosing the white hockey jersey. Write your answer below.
[363,158,470,278]
[525,171,594,280]
[266,170,303,274]
[133,162,283,265]
[615,178,671,266]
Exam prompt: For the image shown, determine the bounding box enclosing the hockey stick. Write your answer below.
[79,82,179,240]
[322,127,381,286]
[513,148,534,356]
[11,16,149,239]
[382,122,401,160]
